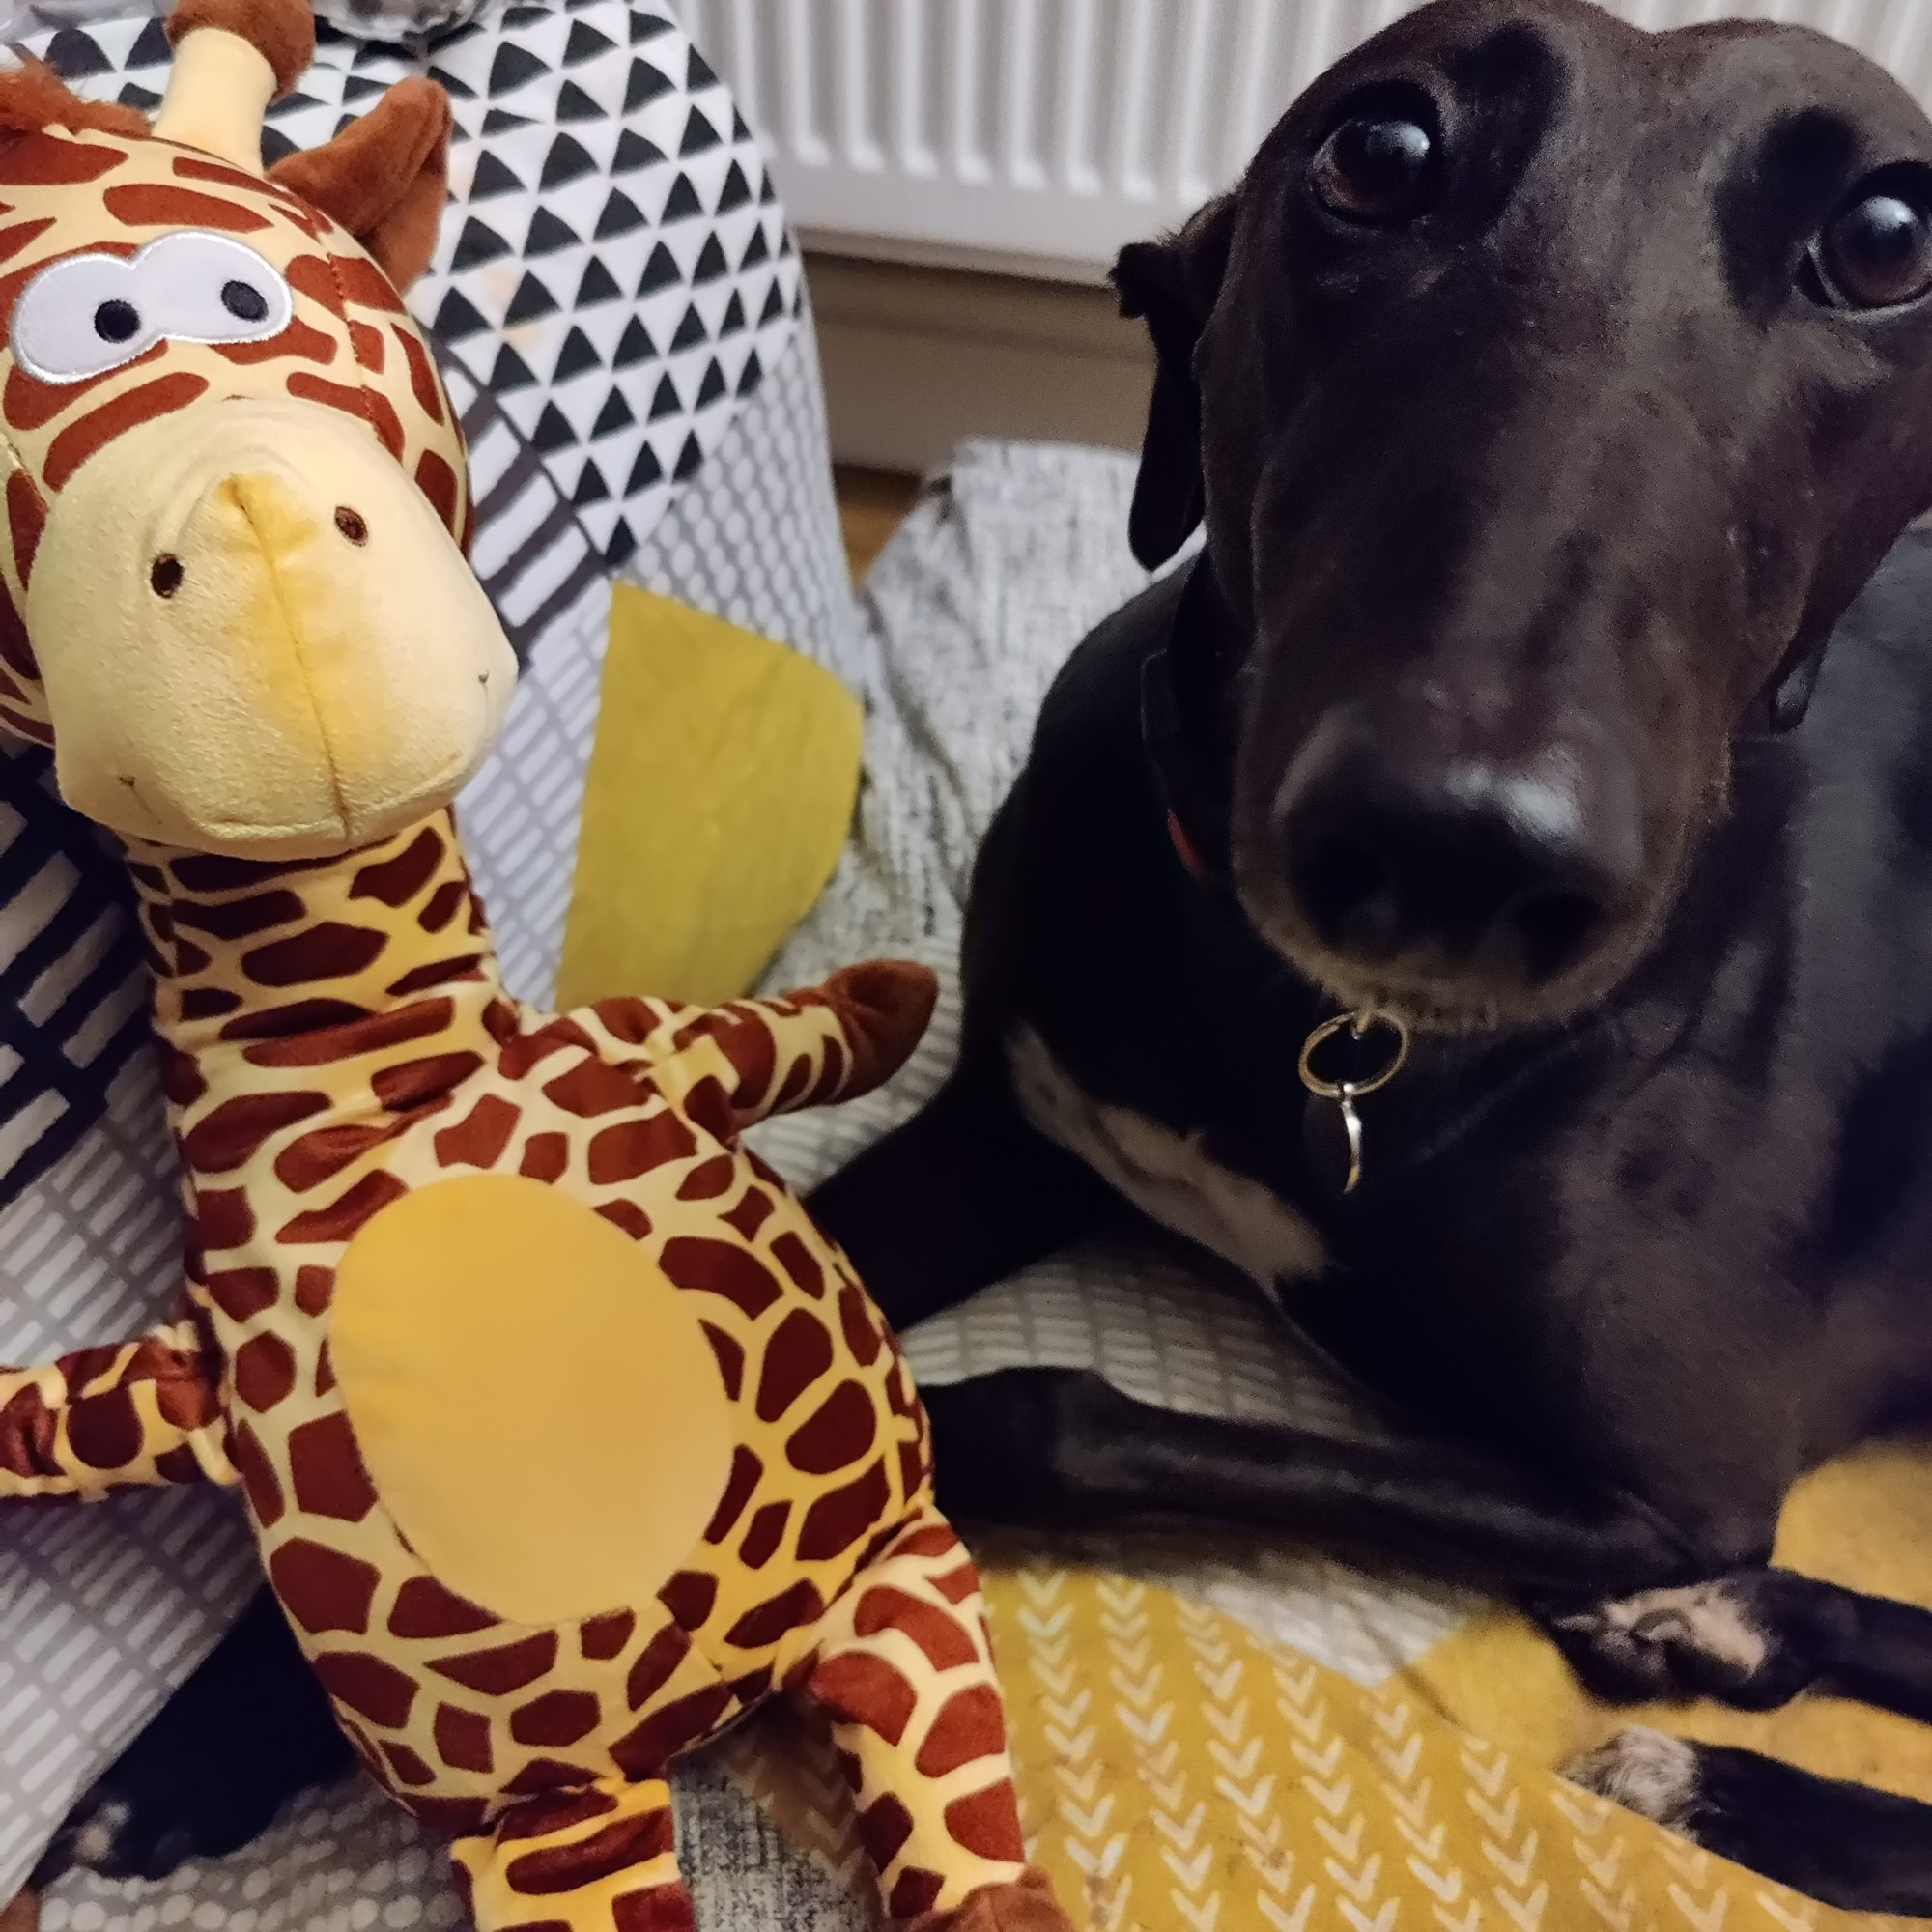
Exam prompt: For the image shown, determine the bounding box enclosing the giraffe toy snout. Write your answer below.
[24,396,515,859]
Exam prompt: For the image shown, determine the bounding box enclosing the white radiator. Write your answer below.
[669,0,1932,277]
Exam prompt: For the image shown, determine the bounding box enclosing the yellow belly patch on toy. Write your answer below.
[330,1172,735,1627]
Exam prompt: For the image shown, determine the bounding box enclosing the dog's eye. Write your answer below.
[1312,116,1436,225]
[1814,186,1932,311]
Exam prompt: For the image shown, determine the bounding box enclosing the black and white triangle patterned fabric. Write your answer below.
[41,0,805,569]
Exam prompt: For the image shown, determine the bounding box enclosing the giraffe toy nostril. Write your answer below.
[149,554,183,599]
[334,506,369,546]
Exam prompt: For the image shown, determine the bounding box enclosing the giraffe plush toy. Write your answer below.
[0,9,1073,1930]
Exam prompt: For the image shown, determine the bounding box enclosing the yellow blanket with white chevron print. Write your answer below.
[722,1438,1932,1932]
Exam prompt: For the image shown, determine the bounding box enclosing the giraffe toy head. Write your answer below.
[0,0,514,860]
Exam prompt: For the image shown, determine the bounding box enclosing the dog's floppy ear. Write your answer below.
[1114,194,1236,570]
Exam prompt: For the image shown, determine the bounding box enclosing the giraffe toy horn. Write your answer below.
[153,0,315,172]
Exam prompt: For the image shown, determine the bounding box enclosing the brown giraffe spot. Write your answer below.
[295,1265,334,1315]
[155,1444,204,1483]
[772,1054,814,1113]
[172,890,305,941]
[389,1577,497,1639]
[944,1782,1027,1863]
[701,1444,761,1545]
[587,1111,697,1183]
[286,371,405,459]
[502,1757,599,1798]
[282,253,339,308]
[278,1170,408,1243]
[499,1017,595,1079]
[673,1007,774,1107]
[0,597,31,688]
[891,1523,961,1563]
[45,371,209,493]
[180,987,241,1020]
[769,1233,825,1299]
[315,1344,335,1396]
[197,1188,255,1251]
[855,1586,977,1672]
[429,1631,557,1693]
[503,1807,674,1896]
[720,1189,773,1240]
[175,154,307,198]
[227,1417,284,1523]
[609,1684,736,1779]
[836,1283,884,1368]
[755,1309,835,1423]
[270,1538,378,1634]
[811,1036,850,1105]
[242,922,387,988]
[673,1155,734,1201]
[435,1094,520,1169]
[331,253,407,314]
[392,322,444,421]
[182,1090,328,1173]
[104,182,271,230]
[381,1741,436,1788]
[416,450,459,528]
[785,1381,877,1476]
[233,1333,296,1412]
[594,1201,652,1240]
[171,853,331,892]
[313,1650,416,1727]
[0,1383,52,1480]
[797,1460,892,1563]
[916,1684,1007,1778]
[932,1561,979,1605]
[519,1133,569,1182]
[724,1579,824,1651]
[7,349,143,434]
[372,1050,483,1111]
[406,1794,489,1835]
[546,1059,643,1120]
[173,940,213,977]
[580,1608,635,1660]
[659,1573,716,1633]
[350,828,444,908]
[68,1389,139,1468]
[663,1237,782,1321]
[698,1322,742,1400]
[590,997,670,1046]
[728,1664,773,1708]
[898,1440,927,1499]
[287,1412,378,1520]
[736,1502,788,1571]
[433,1703,493,1774]
[809,1653,917,1747]
[510,1690,601,1748]
[239,997,450,1064]
[0,133,126,185]
[222,998,373,1042]
[497,1788,619,1844]
[624,1623,688,1710]
[151,1362,218,1433]
[387,954,484,997]
[418,879,468,933]
[346,317,385,372]
[888,1870,946,1919]
[276,1120,401,1193]
[858,1794,915,1875]
[218,316,338,367]
[160,1047,205,1108]
[0,214,52,265]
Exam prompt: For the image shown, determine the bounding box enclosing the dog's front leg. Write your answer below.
[921,1366,1721,1598]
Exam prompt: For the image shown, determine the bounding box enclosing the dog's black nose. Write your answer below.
[1276,715,1644,991]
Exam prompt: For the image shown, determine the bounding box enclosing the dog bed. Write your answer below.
[2,7,1929,1930]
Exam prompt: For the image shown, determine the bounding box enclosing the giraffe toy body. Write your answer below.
[0,10,1071,1929]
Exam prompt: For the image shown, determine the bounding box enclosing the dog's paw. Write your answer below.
[1565,1726,1703,1833]
[1538,1572,1817,1709]
[923,1367,1134,1532]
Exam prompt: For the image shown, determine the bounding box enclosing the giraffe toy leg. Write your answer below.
[797,1509,1074,1931]
[453,1778,692,1932]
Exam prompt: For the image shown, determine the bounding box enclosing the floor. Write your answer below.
[834,465,918,582]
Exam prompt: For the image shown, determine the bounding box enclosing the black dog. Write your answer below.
[43,0,1932,1914]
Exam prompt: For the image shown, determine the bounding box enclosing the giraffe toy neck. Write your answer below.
[124,810,514,1141]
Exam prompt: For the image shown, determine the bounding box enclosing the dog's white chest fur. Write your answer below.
[1008,1025,1327,1292]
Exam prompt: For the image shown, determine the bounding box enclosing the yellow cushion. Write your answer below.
[558,587,863,1009]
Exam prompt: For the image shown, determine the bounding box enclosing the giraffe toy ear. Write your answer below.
[269,79,453,294]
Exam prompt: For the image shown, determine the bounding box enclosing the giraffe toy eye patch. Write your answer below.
[10,231,293,384]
